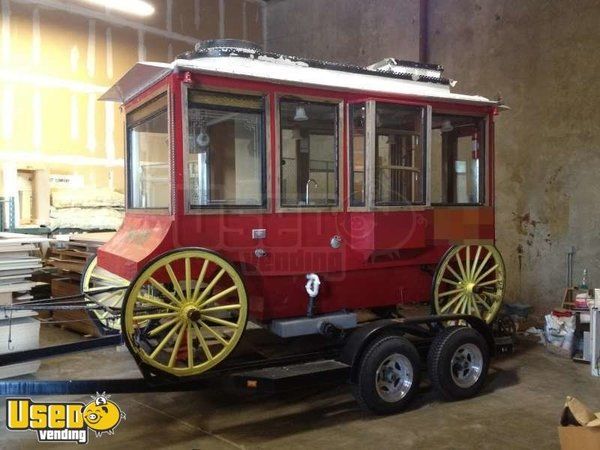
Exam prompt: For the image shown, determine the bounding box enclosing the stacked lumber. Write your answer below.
[47,232,114,274]
[0,232,49,378]
[47,232,114,337]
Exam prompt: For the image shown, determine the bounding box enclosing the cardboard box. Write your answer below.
[558,397,600,450]
[558,426,600,450]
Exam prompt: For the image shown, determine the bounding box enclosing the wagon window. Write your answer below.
[431,114,485,205]
[375,103,425,206]
[127,93,170,209]
[187,90,265,209]
[280,100,338,208]
[349,103,366,207]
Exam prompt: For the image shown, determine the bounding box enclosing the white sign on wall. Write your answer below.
[49,174,85,188]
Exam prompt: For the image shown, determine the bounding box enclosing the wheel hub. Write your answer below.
[375,353,413,403]
[450,343,483,388]
[181,304,202,322]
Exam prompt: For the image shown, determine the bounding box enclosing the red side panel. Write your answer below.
[97,214,174,280]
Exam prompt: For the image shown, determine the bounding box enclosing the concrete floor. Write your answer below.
[1,326,599,449]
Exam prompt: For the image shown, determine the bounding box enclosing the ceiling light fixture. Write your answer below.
[82,0,155,17]
[293,105,308,122]
[441,119,454,132]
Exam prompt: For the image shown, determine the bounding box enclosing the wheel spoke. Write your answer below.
[149,277,182,306]
[191,322,213,361]
[199,320,230,346]
[198,285,238,309]
[196,269,226,305]
[472,250,492,282]
[191,260,209,303]
[168,323,186,368]
[184,258,191,301]
[165,263,186,303]
[187,324,194,368]
[470,246,482,279]
[474,294,492,311]
[455,252,467,280]
[440,292,464,312]
[201,303,241,314]
[471,298,482,318]
[474,264,499,285]
[201,314,238,329]
[92,290,120,304]
[441,277,459,286]
[477,278,501,287]
[149,322,182,359]
[133,311,178,321]
[465,246,471,280]
[438,287,464,298]
[91,272,127,285]
[137,295,179,312]
[445,264,463,283]
[148,317,179,337]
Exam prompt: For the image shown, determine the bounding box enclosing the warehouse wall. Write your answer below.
[428,0,600,311]
[266,0,600,311]
[0,0,264,223]
[266,0,419,65]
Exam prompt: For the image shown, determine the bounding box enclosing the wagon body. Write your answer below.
[96,41,499,323]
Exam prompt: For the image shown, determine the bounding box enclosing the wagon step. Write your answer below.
[231,359,350,393]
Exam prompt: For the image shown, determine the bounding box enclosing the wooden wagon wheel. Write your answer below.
[121,248,248,377]
[432,244,505,324]
[81,256,129,334]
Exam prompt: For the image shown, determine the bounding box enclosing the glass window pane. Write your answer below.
[375,103,425,205]
[349,103,366,206]
[127,94,169,209]
[431,114,485,204]
[280,100,338,207]
[187,91,265,208]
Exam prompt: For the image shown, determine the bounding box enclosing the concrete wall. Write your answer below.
[266,0,600,311]
[428,0,600,310]
[266,0,419,65]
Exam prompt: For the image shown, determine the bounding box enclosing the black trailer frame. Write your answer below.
[0,311,500,397]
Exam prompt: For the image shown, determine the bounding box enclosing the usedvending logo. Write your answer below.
[6,392,125,444]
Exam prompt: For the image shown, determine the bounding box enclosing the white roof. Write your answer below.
[100,55,499,107]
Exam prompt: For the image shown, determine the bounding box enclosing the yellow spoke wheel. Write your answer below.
[121,248,248,377]
[81,256,129,334]
[432,244,505,324]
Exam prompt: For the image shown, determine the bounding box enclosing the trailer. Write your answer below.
[1,39,508,414]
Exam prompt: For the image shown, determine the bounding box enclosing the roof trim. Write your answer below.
[100,56,500,108]
[99,62,171,103]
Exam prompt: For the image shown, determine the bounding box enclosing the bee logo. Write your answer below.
[82,393,126,437]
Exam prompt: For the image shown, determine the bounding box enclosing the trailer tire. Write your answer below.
[352,335,420,415]
[427,326,489,401]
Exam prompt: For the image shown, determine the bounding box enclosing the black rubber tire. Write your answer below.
[352,335,421,415]
[427,326,490,401]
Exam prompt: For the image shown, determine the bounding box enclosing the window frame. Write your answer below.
[372,101,428,208]
[125,87,172,214]
[429,110,488,207]
[182,84,271,215]
[354,100,431,212]
[347,101,368,209]
[275,94,344,213]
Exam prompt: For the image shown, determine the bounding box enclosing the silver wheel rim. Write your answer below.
[375,353,414,402]
[451,343,483,388]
